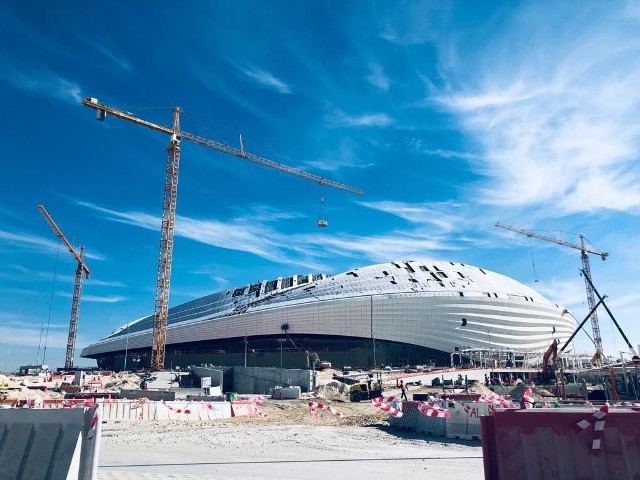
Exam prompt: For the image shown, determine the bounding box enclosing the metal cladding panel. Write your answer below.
[481,408,640,480]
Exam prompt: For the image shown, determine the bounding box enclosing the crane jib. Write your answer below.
[82,98,364,196]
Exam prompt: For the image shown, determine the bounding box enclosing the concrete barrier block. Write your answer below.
[0,406,100,480]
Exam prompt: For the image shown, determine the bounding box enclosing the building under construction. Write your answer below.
[80,259,578,371]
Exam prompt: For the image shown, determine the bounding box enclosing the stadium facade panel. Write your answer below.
[80,260,577,370]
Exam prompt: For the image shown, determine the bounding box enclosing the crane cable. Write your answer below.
[39,240,61,365]
[529,240,539,283]
[316,190,329,262]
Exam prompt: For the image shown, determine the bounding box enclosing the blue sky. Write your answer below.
[2,2,640,372]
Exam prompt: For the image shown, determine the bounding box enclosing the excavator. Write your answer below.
[540,339,559,383]
[305,351,331,370]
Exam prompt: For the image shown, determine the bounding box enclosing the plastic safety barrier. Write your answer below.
[387,401,447,436]
[98,399,232,421]
[445,400,492,440]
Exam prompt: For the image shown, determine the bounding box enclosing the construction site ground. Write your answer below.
[98,397,485,480]
[3,369,552,479]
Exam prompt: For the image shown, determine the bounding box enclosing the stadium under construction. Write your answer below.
[80,260,578,371]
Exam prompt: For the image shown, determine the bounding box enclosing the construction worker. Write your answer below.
[397,379,408,400]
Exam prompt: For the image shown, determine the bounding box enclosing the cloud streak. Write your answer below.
[77,199,472,273]
[0,230,104,261]
[327,110,394,128]
[241,67,292,94]
[3,69,82,104]
[84,37,133,72]
[60,293,127,303]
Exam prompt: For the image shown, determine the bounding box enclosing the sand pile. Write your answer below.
[102,373,143,391]
[311,380,350,400]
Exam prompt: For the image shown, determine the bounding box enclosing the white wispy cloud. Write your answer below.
[0,325,68,349]
[378,2,446,46]
[327,110,394,128]
[241,67,292,94]
[76,200,466,272]
[77,201,318,267]
[357,200,466,232]
[0,230,58,250]
[60,293,127,303]
[0,230,104,261]
[0,312,69,348]
[367,63,390,91]
[408,139,484,161]
[528,277,587,313]
[3,69,82,103]
[85,37,133,72]
[304,138,375,172]
[314,230,461,264]
[432,4,640,215]
[0,269,116,287]
[84,279,127,288]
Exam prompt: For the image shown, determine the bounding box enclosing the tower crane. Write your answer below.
[82,97,363,371]
[37,204,91,369]
[495,222,608,354]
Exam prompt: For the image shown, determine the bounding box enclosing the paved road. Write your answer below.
[98,424,485,480]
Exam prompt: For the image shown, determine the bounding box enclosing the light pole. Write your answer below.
[3,344,9,373]
[620,351,629,396]
[276,339,285,369]
[244,332,248,368]
[123,324,130,372]
[370,295,376,367]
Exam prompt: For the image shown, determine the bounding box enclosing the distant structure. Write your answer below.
[83,98,362,371]
[495,222,608,355]
[80,260,577,371]
[38,204,91,369]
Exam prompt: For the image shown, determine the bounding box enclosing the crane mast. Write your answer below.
[83,97,363,371]
[37,204,91,369]
[495,222,608,354]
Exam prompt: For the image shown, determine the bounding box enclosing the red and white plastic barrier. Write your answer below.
[416,401,450,418]
[161,400,192,415]
[251,397,268,418]
[477,394,515,409]
[308,401,344,418]
[519,387,535,409]
[575,402,609,455]
[62,397,97,408]
[371,397,403,418]
[86,409,99,440]
[130,398,149,420]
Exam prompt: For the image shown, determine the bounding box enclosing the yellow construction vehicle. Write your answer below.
[349,374,383,402]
